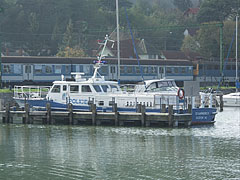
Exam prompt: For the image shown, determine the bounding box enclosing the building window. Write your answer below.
[149,67,157,74]
[55,65,62,74]
[159,67,164,73]
[174,67,179,74]
[100,66,108,74]
[35,65,42,74]
[45,65,53,74]
[120,66,125,74]
[126,66,133,73]
[136,67,141,74]
[14,64,22,74]
[3,65,11,74]
[110,66,115,73]
[166,67,172,73]
[143,67,149,74]
[65,65,71,74]
[181,67,186,73]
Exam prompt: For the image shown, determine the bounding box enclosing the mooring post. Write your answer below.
[137,104,141,113]
[141,105,146,127]
[113,103,119,126]
[219,95,223,112]
[5,103,10,123]
[168,105,173,127]
[91,104,96,125]
[46,103,51,124]
[161,104,166,113]
[186,104,192,127]
[24,103,30,124]
[68,103,73,125]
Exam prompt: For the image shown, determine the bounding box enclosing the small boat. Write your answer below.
[222,92,240,107]
[13,35,217,125]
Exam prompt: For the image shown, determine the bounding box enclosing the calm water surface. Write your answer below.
[0,107,239,180]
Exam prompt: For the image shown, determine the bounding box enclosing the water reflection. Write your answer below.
[0,107,239,180]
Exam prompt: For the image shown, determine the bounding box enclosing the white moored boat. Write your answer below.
[222,92,240,107]
[13,35,217,124]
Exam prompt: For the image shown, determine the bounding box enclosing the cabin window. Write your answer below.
[55,65,62,74]
[3,65,11,74]
[81,85,92,93]
[63,85,67,91]
[45,65,52,74]
[35,65,42,74]
[93,85,102,92]
[14,64,22,74]
[70,85,79,93]
[51,85,60,93]
[101,85,109,92]
[110,85,119,92]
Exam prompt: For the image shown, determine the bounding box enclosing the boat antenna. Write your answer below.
[236,15,239,92]
[92,35,114,79]
[124,7,146,88]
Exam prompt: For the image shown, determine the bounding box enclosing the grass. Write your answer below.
[0,88,13,93]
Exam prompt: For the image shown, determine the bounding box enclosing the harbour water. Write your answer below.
[0,107,239,180]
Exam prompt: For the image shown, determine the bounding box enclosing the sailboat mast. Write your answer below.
[116,0,120,84]
[236,15,238,92]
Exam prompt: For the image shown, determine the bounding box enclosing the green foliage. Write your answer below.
[173,0,193,12]
[56,46,85,57]
[1,0,239,60]
[181,35,199,53]
[197,0,240,23]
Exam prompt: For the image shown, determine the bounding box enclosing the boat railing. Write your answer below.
[14,86,51,100]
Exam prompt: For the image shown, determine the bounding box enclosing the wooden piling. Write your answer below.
[24,103,30,124]
[219,95,223,112]
[91,104,96,125]
[168,105,173,127]
[141,105,146,127]
[113,103,119,126]
[5,103,10,123]
[46,103,51,124]
[68,103,73,125]
[161,104,166,113]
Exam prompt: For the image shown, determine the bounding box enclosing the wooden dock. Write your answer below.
[0,103,192,127]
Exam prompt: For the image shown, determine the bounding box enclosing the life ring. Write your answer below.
[177,89,184,99]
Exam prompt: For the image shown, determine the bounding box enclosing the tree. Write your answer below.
[56,46,85,57]
[197,0,239,23]
[181,35,199,53]
[173,0,193,12]
[60,19,75,49]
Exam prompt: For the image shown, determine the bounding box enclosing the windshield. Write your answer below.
[146,81,178,92]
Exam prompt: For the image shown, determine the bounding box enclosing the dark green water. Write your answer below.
[0,107,239,180]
